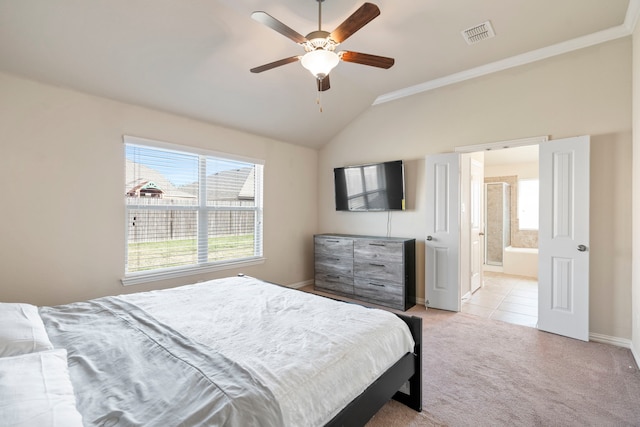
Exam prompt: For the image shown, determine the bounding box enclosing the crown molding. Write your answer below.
[625,0,640,32]
[374,0,640,106]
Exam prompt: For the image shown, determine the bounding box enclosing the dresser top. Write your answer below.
[315,233,415,243]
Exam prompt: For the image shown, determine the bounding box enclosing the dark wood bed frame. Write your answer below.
[324,313,422,426]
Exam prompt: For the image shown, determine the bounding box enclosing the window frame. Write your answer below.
[122,135,265,286]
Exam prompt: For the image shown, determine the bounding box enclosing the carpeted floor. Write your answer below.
[302,287,640,426]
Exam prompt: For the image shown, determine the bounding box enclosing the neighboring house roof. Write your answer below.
[125,160,195,199]
[126,180,164,197]
[126,160,255,201]
[180,167,255,201]
[238,168,255,200]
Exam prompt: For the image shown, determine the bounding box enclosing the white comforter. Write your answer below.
[122,275,415,427]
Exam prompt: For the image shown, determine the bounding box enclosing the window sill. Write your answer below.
[121,257,266,286]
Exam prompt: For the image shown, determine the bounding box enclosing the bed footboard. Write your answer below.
[393,314,422,412]
[324,314,422,426]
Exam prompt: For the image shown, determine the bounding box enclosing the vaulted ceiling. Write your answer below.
[0,0,635,148]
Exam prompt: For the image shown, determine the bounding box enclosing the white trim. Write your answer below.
[624,0,640,33]
[373,0,640,106]
[286,279,315,289]
[121,257,266,286]
[631,344,640,369]
[589,332,632,349]
[454,135,548,153]
[123,135,265,166]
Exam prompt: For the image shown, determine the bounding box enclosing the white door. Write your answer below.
[425,153,460,311]
[470,158,484,293]
[538,136,590,341]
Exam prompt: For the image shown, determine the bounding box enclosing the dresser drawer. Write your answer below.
[354,259,403,283]
[314,234,415,311]
[354,239,404,263]
[315,255,353,276]
[315,236,354,258]
[315,273,354,295]
[354,277,403,307]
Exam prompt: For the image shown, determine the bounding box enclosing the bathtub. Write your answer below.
[503,246,538,279]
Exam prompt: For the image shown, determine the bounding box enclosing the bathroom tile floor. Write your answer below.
[461,271,538,328]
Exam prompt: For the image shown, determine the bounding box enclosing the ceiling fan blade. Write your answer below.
[250,56,300,73]
[251,11,307,44]
[330,3,380,44]
[340,51,394,69]
[317,75,331,92]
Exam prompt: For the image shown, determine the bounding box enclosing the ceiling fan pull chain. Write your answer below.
[316,78,323,113]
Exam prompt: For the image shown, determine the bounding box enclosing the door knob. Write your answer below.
[478,232,485,236]
[577,244,587,252]
[426,236,433,241]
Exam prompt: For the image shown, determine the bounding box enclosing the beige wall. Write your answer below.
[0,72,318,306]
[319,38,632,340]
[632,22,640,359]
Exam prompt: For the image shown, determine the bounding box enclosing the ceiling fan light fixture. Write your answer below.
[250,2,393,96]
[300,49,340,79]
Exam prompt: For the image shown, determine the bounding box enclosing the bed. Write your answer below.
[0,275,422,426]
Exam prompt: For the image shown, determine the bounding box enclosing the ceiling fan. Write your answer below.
[250,1,395,92]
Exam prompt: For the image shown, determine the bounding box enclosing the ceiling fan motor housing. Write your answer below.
[303,30,337,52]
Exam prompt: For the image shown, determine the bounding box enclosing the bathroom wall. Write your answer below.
[485,161,539,249]
[485,182,511,264]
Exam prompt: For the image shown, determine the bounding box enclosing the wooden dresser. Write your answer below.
[314,234,416,311]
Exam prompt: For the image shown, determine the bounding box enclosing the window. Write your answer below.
[518,179,539,230]
[123,136,264,285]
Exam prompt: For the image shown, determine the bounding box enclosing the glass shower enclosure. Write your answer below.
[485,182,511,266]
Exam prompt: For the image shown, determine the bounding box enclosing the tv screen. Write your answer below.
[334,160,405,211]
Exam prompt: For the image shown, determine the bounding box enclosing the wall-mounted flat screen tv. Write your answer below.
[334,160,405,211]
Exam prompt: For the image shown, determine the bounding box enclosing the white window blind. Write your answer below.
[124,137,263,283]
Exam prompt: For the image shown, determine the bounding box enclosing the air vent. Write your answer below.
[462,20,495,45]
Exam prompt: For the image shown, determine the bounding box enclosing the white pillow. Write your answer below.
[0,349,84,426]
[0,302,54,357]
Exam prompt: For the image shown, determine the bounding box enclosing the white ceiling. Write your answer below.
[0,0,636,149]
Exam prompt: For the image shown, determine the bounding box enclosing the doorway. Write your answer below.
[425,135,590,341]
[461,145,540,328]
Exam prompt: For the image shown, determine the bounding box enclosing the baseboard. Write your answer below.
[630,344,640,369]
[288,279,314,289]
[589,332,632,349]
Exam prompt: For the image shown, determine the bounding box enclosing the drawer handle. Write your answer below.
[369,243,385,246]
[326,275,340,279]
[326,240,340,243]
[370,263,385,267]
[370,283,385,287]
